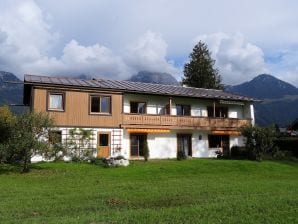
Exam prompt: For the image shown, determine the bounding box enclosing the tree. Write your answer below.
[0,106,16,163]
[241,125,277,161]
[0,107,54,172]
[9,112,54,172]
[0,106,16,144]
[182,41,223,89]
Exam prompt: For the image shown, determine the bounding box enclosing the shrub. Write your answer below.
[230,145,255,160]
[274,137,298,157]
[177,150,186,160]
[90,158,107,167]
[241,125,277,161]
[143,140,149,162]
[272,150,293,160]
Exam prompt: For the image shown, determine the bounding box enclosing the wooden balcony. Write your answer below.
[122,113,251,130]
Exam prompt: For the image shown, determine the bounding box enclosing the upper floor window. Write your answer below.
[90,95,111,114]
[130,102,146,114]
[207,106,228,118]
[48,92,64,111]
[176,104,191,116]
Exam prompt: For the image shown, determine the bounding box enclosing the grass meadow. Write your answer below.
[0,159,297,223]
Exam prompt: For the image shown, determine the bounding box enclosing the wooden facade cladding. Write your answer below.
[33,87,122,127]
[122,113,251,130]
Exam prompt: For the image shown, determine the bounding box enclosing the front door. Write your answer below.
[97,132,110,158]
[177,134,192,157]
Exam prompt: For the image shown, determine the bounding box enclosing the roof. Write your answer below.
[24,74,255,102]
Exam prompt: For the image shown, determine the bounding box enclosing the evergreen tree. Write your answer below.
[182,41,223,89]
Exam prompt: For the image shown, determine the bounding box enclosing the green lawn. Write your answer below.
[0,159,297,224]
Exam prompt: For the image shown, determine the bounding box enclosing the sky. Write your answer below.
[1,0,298,86]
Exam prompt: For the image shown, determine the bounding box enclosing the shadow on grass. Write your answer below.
[0,162,47,175]
[0,163,21,174]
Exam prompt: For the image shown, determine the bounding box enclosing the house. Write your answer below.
[288,118,298,136]
[23,74,256,160]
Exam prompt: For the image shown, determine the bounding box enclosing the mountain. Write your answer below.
[0,71,23,106]
[226,74,298,99]
[127,71,179,85]
[226,74,298,127]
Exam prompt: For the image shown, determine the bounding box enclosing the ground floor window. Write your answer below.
[208,134,230,155]
[130,134,147,157]
[49,130,62,144]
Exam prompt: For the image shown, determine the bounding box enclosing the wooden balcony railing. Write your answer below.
[122,113,251,129]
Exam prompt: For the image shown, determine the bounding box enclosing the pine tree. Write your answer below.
[182,41,223,89]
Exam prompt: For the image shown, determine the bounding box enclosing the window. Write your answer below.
[48,92,64,111]
[130,102,146,114]
[208,135,229,148]
[207,106,228,118]
[49,130,62,144]
[90,95,111,114]
[99,134,109,146]
[176,104,191,116]
[130,134,147,157]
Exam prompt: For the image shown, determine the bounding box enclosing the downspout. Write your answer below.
[169,97,172,115]
[213,101,216,118]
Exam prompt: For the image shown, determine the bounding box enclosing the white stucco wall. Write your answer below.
[32,126,248,163]
[122,129,220,159]
[192,132,217,157]
[147,132,177,159]
[228,105,244,119]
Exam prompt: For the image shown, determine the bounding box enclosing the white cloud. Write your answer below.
[125,31,180,77]
[195,33,268,85]
[266,50,298,86]
[25,40,131,79]
[2,0,298,86]
[0,1,178,80]
[0,0,58,75]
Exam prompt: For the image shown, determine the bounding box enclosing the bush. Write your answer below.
[274,137,298,157]
[230,146,241,158]
[177,150,186,160]
[230,146,255,160]
[241,125,277,161]
[272,150,293,160]
[143,140,149,162]
[90,158,107,167]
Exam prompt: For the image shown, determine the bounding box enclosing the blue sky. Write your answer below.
[1,0,298,86]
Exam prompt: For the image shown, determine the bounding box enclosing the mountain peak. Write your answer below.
[226,74,298,99]
[127,71,179,86]
[0,71,20,84]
